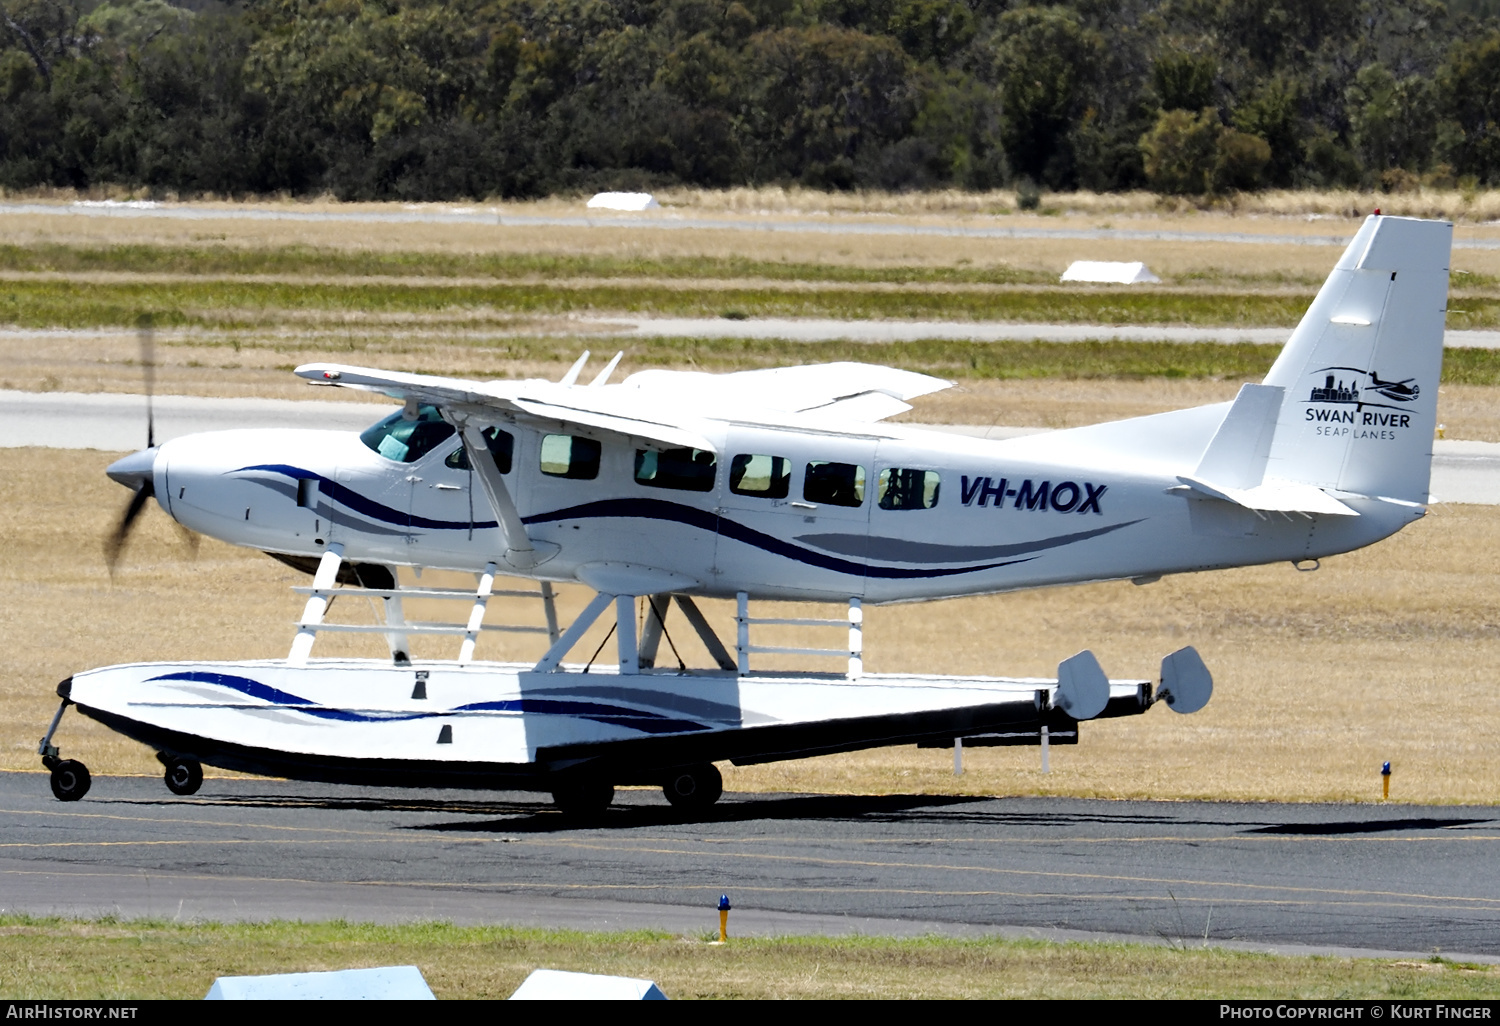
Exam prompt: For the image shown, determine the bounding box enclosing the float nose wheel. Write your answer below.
[162,757,203,796]
[48,760,91,801]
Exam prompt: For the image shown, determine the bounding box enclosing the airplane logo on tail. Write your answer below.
[1307,367,1419,409]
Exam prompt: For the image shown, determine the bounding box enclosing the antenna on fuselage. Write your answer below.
[588,351,624,387]
[559,351,590,386]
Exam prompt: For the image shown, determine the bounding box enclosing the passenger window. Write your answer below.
[445,427,515,475]
[730,454,791,498]
[635,448,717,491]
[359,405,455,464]
[804,461,866,507]
[878,468,941,510]
[539,434,601,479]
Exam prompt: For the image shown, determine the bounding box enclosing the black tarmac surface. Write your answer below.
[4,770,1499,959]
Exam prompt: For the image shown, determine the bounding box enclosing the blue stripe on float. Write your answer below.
[147,671,708,733]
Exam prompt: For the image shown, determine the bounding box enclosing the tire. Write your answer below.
[662,763,723,811]
[551,781,614,819]
[163,757,203,796]
[50,760,91,802]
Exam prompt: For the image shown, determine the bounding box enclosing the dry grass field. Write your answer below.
[5,446,1499,806]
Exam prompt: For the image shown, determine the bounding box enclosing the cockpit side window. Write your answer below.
[445,427,515,474]
[360,405,455,464]
[540,434,602,479]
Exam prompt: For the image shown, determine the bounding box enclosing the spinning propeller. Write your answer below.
[103,316,196,572]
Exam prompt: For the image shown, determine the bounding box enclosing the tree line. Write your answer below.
[3,0,1500,200]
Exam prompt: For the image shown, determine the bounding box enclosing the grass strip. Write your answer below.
[2,915,1495,1000]
[0,279,1324,329]
[0,243,1062,286]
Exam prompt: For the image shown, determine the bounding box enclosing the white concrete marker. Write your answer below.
[205,965,434,999]
[510,968,667,1000]
[587,192,660,211]
[1060,260,1161,284]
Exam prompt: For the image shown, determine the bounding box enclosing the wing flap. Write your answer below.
[621,361,950,421]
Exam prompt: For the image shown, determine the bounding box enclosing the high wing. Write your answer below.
[294,360,953,449]
[296,362,719,452]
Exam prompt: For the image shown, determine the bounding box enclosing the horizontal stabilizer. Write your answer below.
[1175,475,1358,516]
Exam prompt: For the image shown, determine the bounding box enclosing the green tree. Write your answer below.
[1231,78,1302,187]
[1153,50,1217,111]
[1347,62,1435,178]
[990,5,1100,187]
[1140,106,1219,194]
[1436,28,1500,183]
[737,24,918,187]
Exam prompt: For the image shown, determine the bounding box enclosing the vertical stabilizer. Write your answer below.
[1261,215,1451,503]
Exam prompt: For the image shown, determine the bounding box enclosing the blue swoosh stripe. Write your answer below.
[148,671,431,722]
[229,467,1092,581]
[456,699,707,733]
[523,498,1034,579]
[147,671,708,733]
[236,465,497,532]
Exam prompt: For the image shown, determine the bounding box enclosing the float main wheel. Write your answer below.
[49,760,91,802]
[663,763,723,811]
[163,757,203,796]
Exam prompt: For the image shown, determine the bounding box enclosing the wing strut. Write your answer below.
[457,421,558,570]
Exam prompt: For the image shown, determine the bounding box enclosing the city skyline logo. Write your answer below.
[1307,366,1419,411]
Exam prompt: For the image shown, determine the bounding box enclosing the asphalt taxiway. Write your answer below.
[4,771,1500,960]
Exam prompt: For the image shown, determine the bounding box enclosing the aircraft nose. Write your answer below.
[106,447,157,490]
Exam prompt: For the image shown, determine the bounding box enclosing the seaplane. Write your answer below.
[39,213,1450,816]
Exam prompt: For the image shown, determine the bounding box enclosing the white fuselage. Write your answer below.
[148,402,1418,604]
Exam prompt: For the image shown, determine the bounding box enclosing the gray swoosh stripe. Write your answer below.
[796,519,1143,563]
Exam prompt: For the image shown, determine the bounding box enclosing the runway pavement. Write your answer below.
[10,198,1500,251]
[3,771,1499,960]
[10,390,1500,504]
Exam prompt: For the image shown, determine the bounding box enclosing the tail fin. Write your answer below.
[1261,215,1451,504]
